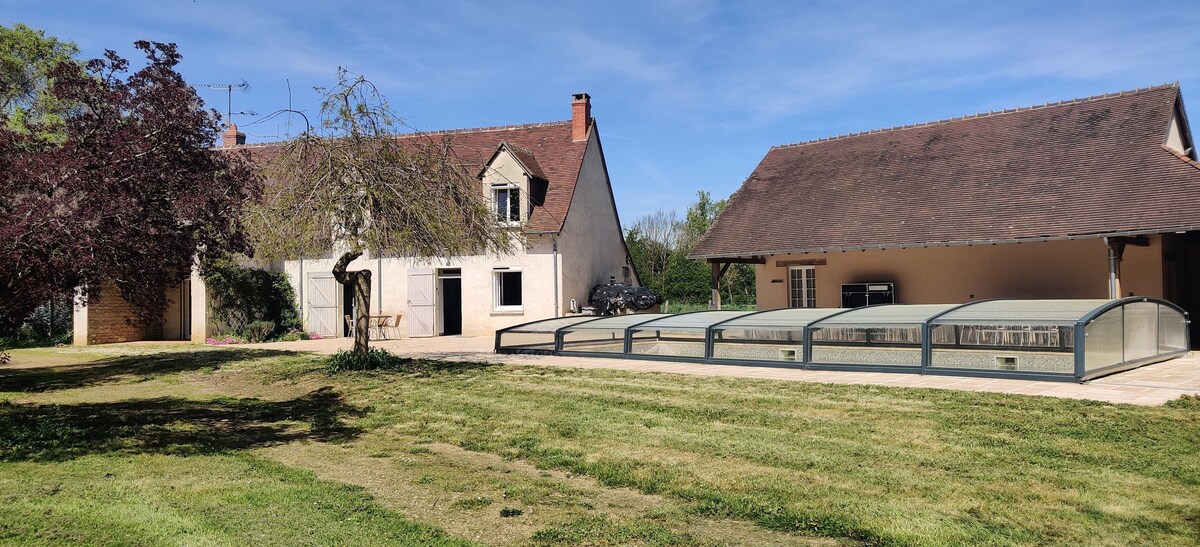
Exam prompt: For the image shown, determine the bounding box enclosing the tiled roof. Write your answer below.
[692,84,1200,258]
[504,142,549,181]
[225,120,586,233]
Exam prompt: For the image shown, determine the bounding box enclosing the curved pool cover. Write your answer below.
[495,297,1191,382]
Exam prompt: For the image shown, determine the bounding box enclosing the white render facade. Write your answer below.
[71,93,636,344]
[281,96,637,339]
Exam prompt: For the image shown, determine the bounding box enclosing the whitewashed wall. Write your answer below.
[559,129,637,308]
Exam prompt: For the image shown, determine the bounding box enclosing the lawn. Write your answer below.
[1,345,1198,546]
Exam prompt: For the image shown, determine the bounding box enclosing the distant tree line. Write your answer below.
[624,191,755,310]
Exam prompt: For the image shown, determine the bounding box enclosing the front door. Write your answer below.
[161,279,191,340]
[408,269,435,337]
[306,274,340,338]
[439,269,463,336]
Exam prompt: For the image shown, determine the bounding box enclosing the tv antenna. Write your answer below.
[200,79,253,125]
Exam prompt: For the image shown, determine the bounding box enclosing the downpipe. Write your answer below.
[1104,237,1117,299]
[552,235,560,317]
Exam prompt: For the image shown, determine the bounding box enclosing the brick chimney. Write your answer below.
[571,93,591,142]
[221,124,246,148]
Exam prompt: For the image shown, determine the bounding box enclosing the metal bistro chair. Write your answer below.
[372,315,390,340]
[388,314,402,339]
[347,314,386,340]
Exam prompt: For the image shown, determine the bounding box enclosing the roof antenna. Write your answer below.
[200,79,253,125]
[286,78,293,137]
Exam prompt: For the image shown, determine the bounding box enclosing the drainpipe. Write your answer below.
[298,258,305,327]
[1104,237,1117,299]
[376,255,383,312]
[552,235,560,317]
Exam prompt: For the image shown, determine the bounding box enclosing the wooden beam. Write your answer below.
[775,258,828,267]
[705,256,766,264]
[1110,235,1150,247]
[706,257,765,310]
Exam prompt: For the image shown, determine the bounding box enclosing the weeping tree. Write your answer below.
[246,70,518,353]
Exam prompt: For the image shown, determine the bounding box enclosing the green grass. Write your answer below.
[2,345,1198,545]
[330,361,1200,546]
[661,302,756,313]
[0,346,470,546]
[0,453,470,546]
[0,334,71,350]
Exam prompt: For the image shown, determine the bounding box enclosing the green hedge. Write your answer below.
[203,263,301,338]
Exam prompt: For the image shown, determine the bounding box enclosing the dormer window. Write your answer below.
[481,141,545,226]
[493,183,521,224]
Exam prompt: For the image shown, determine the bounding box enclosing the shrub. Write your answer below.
[499,507,523,518]
[0,352,8,365]
[1,295,74,347]
[325,348,406,372]
[244,320,276,343]
[20,295,73,340]
[204,262,301,338]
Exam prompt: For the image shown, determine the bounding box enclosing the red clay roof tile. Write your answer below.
[692,84,1200,258]
[224,121,585,233]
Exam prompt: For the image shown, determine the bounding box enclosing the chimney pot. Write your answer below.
[222,123,246,148]
[571,93,591,142]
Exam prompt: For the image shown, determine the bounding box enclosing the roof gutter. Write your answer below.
[689,225,1200,260]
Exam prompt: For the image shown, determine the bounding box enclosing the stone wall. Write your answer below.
[84,282,159,345]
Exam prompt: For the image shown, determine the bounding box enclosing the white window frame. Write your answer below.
[788,266,816,308]
[492,183,521,225]
[493,267,523,312]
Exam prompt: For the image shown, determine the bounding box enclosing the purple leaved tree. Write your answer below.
[0,40,259,335]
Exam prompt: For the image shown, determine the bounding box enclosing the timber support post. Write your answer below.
[711,262,722,310]
[1104,235,1149,299]
[705,256,765,310]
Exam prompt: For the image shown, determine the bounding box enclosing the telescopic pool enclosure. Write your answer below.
[495,298,1191,382]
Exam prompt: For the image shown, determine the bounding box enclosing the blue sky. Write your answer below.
[7,1,1200,222]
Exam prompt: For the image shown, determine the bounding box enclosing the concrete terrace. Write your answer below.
[242,335,1200,406]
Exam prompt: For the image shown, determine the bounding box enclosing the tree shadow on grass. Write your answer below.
[0,386,364,462]
[0,348,304,393]
[368,357,500,377]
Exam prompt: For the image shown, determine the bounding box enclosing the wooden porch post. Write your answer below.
[705,257,764,310]
[711,262,722,310]
[1105,238,1121,299]
[1104,235,1150,299]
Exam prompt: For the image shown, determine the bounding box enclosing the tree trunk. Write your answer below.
[332,251,372,354]
[350,271,371,353]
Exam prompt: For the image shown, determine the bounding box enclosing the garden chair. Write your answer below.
[388,314,402,339]
[372,315,390,340]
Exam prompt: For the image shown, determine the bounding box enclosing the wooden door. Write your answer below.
[408,269,435,337]
[306,274,340,337]
[179,278,191,340]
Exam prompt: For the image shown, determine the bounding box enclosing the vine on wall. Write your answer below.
[203,263,301,337]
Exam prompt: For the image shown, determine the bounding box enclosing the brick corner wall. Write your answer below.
[86,283,161,345]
